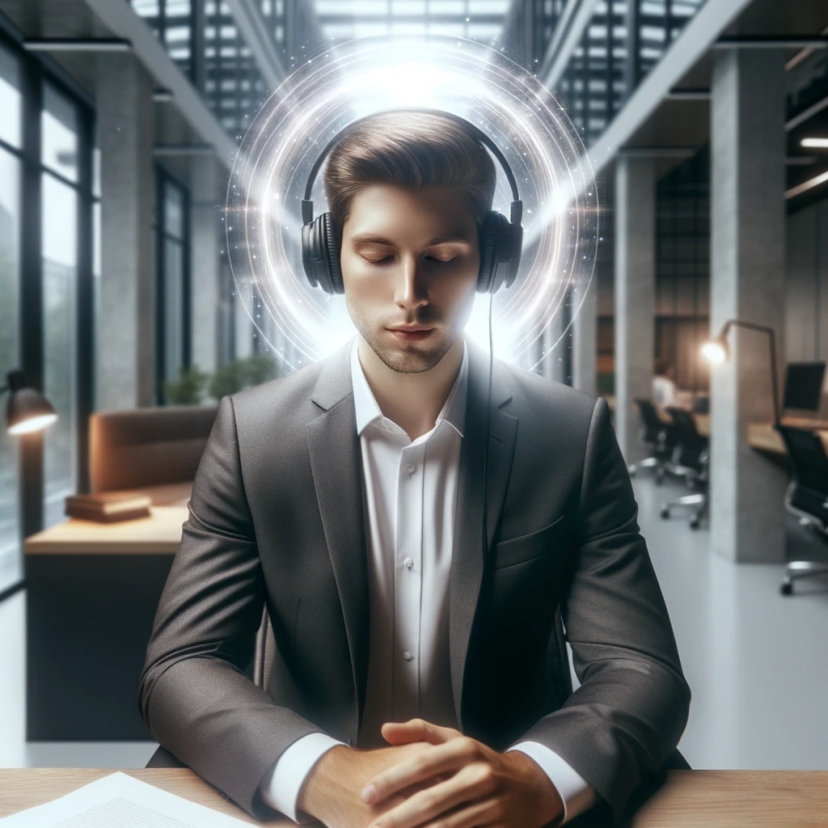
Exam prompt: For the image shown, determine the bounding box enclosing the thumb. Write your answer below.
[381,718,462,746]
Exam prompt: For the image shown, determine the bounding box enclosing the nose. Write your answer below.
[393,254,429,311]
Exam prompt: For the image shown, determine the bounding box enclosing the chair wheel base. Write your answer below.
[780,582,793,596]
[660,507,670,519]
[689,517,700,530]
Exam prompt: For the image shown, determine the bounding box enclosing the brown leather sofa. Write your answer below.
[89,404,219,507]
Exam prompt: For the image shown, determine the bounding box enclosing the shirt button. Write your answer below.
[402,651,413,662]
[404,557,414,570]
[406,463,416,474]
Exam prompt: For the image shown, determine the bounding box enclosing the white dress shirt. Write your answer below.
[260,338,595,823]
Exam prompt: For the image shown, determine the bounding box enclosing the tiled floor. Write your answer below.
[0,475,826,771]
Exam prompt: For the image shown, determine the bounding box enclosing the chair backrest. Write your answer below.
[635,398,665,444]
[666,407,707,467]
[777,425,828,530]
[89,405,218,493]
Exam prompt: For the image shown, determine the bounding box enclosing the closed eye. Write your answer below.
[363,255,458,267]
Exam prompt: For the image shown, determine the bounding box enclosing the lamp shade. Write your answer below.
[5,371,58,435]
[701,337,729,365]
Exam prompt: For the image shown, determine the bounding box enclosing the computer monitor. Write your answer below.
[783,362,826,413]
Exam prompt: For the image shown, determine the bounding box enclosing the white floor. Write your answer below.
[0,476,826,771]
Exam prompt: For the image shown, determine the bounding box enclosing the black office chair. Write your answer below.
[628,398,676,483]
[776,425,828,596]
[660,407,708,530]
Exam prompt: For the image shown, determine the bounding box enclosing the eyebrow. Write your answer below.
[349,233,472,246]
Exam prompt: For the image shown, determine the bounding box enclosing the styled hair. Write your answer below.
[322,111,497,233]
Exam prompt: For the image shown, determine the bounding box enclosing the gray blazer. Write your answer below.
[139,339,690,823]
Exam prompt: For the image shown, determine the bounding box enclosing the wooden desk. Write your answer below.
[2,769,827,827]
[746,421,828,458]
[23,509,188,741]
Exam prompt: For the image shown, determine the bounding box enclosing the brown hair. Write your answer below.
[322,110,497,233]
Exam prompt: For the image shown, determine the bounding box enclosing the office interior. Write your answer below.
[0,0,826,784]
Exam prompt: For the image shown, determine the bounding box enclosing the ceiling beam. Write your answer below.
[80,0,237,168]
[24,38,132,52]
[584,0,755,181]
[713,35,828,50]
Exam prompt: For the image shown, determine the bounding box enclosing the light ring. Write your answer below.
[225,35,599,372]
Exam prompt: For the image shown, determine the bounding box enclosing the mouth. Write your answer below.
[386,325,436,342]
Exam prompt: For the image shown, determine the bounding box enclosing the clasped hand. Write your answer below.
[301,718,564,828]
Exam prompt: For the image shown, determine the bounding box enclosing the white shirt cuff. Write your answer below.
[507,741,596,825]
[259,732,346,822]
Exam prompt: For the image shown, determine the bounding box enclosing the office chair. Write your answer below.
[660,407,709,530]
[146,606,691,773]
[628,398,676,483]
[776,425,828,596]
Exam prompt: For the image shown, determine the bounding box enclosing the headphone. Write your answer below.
[300,107,524,296]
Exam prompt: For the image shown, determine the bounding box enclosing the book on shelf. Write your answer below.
[64,492,152,522]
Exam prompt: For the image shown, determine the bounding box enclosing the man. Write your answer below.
[139,111,690,828]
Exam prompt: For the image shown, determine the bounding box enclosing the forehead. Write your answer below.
[343,184,476,237]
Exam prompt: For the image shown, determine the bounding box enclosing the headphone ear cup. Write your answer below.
[477,212,499,294]
[301,213,343,295]
[321,213,344,295]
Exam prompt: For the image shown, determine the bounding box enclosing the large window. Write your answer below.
[154,169,192,403]
[0,31,94,572]
[0,43,22,594]
[41,83,81,529]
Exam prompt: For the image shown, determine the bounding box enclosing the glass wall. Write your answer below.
[556,0,707,147]
[0,36,93,562]
[154,169,191,403]
[315,0,511,45]
[132,0,275,135]
[0,43,22,594]
[41,83,81,529]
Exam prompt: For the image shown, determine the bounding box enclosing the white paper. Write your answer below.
[0,771,253,827]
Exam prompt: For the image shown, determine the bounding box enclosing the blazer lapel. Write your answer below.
[450,342,518,728]
[307,345,370,739]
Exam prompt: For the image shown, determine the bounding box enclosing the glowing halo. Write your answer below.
[225,35,599,373]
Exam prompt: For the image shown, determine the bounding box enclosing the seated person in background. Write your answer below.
[139,111,690,828]
[652,358,678,409]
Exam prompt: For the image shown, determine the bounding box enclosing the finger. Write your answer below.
[422,797,504,828]
[364,737,482,804]
[381,719,463,747]
[369,764,496,828]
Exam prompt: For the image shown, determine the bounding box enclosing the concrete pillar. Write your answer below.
[190,156,223,378]
[96,54,154,410]
[572,279,597,396]
[710,49,787,564]
[614,157,656,463]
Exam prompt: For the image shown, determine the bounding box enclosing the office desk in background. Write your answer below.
[23,507,188,741]
[2,769,828,827]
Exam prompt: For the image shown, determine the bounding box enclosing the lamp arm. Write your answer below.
[722,319,781,427]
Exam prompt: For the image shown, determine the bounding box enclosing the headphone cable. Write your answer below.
[482,293,494,562]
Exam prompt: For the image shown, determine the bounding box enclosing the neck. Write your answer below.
[357,336,464,440]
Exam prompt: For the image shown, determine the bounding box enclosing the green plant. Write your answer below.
[208,360,249,400]
[164,365,209,405]
[243,353,278,386]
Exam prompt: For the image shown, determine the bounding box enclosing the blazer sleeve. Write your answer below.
[138,395,327,820]
[511,396,691,820]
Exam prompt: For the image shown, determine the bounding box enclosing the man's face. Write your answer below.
[340,184,481,374]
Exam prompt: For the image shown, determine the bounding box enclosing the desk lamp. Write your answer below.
[1,370,58,435]
[701,319,780,427]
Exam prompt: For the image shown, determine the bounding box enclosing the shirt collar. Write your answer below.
[350,337,468,439]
